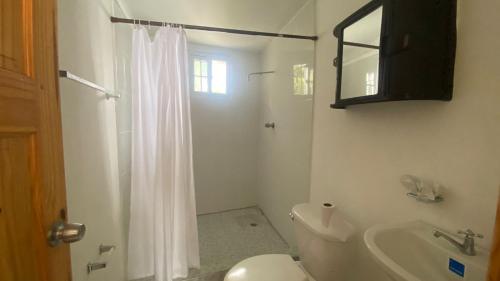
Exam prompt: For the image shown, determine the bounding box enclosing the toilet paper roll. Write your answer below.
[321,203,335,227]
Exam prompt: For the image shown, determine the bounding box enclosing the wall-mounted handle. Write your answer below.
[264,122,275,129]
[458,229,483,239]
[87,262,107,274]
[99,244,116,255]
[47,221,86,247]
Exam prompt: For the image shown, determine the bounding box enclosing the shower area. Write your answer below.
[58,0,315,280]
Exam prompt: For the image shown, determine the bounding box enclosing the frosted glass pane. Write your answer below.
[194,77,201,92]
[211,60,227,94]
[194,60,201,76]
[201,77,208,92]
[293,64,314,96]
[201,61,208,76]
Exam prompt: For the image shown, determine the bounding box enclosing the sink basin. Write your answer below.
[364,221,488,281]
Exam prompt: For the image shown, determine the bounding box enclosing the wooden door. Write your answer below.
[0,0,71,281]
[489,191,500,281]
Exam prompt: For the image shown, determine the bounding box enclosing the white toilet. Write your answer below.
[224,203,355,281]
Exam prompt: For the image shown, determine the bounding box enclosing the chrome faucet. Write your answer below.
[433,229,483,256]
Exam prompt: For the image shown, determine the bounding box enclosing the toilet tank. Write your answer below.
[291,203,355,281]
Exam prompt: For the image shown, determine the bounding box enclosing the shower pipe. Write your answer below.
[110,16,318,41]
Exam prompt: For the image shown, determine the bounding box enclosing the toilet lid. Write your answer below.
[224,255,308,281]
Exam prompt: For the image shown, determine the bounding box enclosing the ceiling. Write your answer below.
[118,0,313,50]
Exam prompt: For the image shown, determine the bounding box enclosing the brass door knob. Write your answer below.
[48,221,86,247]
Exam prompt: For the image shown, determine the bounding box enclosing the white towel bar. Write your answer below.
[59,70,120,99]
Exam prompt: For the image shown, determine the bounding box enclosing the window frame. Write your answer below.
[189,53,230,96]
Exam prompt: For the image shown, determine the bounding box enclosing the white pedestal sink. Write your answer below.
[364,221,489,281]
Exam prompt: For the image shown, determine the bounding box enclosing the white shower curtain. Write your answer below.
[128,26,200,281]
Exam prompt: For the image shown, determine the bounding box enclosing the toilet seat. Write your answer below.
[224,254,309,281]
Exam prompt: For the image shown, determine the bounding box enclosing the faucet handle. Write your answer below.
[458,229,483,238]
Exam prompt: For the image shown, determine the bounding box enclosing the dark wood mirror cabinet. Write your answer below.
[331,0,457,109]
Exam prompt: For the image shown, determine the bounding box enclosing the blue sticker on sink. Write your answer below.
[449,258,465,277]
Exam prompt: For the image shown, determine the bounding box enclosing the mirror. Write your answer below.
[332,0,457,109]
[340,6,382,99]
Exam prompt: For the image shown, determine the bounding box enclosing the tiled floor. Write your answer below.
[179,207,292,281]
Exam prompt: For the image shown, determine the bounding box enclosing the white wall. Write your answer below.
[58,0,127,280]
[257,0,315,247]
[189,44,261,215]
[311,0,500,280]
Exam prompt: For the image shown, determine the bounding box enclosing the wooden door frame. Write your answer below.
[40,1,72,279]
[488,190,500,281]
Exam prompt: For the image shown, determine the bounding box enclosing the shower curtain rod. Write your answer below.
[110,16,318,41]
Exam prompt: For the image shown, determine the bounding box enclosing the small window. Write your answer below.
[192,57,227,95]
[293,64,314,96]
